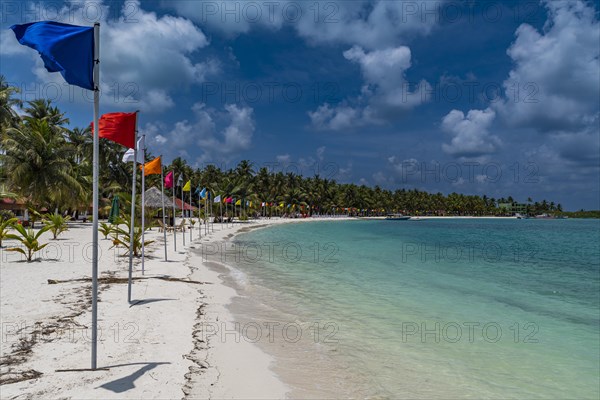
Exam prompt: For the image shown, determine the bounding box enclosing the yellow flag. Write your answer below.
[235,199,241,206]
[182,180,191,192]
[142,156,161,176]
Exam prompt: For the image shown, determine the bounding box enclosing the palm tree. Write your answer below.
[3,118,84,209]
[0,76,21,136]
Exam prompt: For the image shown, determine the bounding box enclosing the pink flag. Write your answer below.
[165,171,173,189]
[225,197,233,204]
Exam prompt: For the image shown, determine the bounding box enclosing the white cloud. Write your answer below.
[496,0,599,133]
[308,103,382,131]
[310,45,430,131]
[441,108,501,158]
[316,146,326,160]
[3,1,218,112]
[142,102,255,164]
[276,154,291,164]
[165,1,438,49]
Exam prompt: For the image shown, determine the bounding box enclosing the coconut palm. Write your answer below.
[3,118,84,209]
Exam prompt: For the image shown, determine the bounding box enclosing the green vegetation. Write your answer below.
[1,75,594,218]
[0,215,17,247]
[110,219,154,257]
[5,224,51,262]
[558,210,600,219]
[43,213,71,239]
[98,222,113,239]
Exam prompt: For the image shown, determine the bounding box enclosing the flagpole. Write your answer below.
[220,200,223,230]
[189,189,192,242]
[141,135,146,275]
[127,112,139,304]
[198,190,201,238]
[160,162,167,261]
[91,22,100,371]
[182,179,185,246]
[173,172,177,252]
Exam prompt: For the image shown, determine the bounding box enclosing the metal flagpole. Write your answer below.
[204,196,208,235]
[181,184,185,246]
[91,22,100,370]
[172,174,177,252]
[127,112,139,304]
[160,163,167,261]
[141,136,146,275]
[198,190,201,238]
[179,175,185,246]
[189,189,192,242]
[220,200,223,230]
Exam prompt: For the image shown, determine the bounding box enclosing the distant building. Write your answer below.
[0,197,27,218]
[498,202,527,214]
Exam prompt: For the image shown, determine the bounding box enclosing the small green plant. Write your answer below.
[98,222,113,239]
[189,219,197,227]
[5,224,51,262]
[27,208,42,228]
[43,213,71,239]
[0,216,18,247]
[110,219,154,257]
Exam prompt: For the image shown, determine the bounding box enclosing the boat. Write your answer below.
[535,213,555,219]
[409,216,424,221]
[385,213,411,220]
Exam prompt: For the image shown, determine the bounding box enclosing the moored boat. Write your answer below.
[385,213,411,220]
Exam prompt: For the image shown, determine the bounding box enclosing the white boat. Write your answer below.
[385,213,411,220]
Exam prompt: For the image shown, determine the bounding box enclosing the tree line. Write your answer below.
[1,76,572,218]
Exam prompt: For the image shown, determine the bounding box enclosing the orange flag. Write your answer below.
[142,156,162,176]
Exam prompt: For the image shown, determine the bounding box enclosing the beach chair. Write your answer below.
[157,220,173,233]
[175,219,186,232]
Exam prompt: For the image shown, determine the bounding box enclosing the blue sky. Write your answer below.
[1,0,599,210]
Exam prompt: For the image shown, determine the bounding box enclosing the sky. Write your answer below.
[1,0,599,210]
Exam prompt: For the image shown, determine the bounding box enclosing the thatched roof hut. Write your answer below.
[144,187,171,208]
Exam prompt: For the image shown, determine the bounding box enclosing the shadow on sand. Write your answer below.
[98,362,170,393]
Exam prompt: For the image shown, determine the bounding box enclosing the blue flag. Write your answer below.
[199,188,207,199]
[10,21,94,90]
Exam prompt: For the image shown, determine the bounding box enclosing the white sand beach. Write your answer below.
[0,217,340,399]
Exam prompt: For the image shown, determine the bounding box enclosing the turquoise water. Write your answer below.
[229,219,600,398]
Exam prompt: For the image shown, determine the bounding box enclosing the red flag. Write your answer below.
[95,112,137,148]
[164,171,173,189]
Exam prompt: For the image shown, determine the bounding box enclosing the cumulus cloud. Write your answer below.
[308,103,381,131]
[165,1,438,49]
[142,102,255,164]
[441,108,501,158]
[496,0,599,133]
[3,1,218,112]
[310,45,430,130]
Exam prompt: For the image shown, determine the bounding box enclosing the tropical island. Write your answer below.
[3,77,595,224]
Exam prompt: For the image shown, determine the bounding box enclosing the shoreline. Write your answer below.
[0,217,350,399]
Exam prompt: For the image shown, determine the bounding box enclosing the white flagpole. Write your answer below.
[198,191,202,239]
[172,174,176,252]
[182,181,186,246]
[91,22,100,370]
[141,136,146,275]
[220,199,223,230]
[127,112,139,304]
[205,196,208,235]
[160,163,167,261]
[189,189,192,242]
